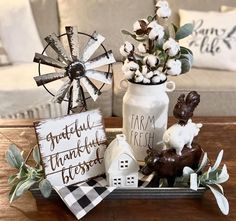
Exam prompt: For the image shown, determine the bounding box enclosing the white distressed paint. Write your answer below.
[81,32,105,62]
[34,109,107,186]
[84,50,116,70]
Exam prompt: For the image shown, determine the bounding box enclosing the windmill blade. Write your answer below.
[45,33,71,64]
[72,79,81,108]
[81,31,105,62]
[65,26,80,61]
[34,72,67,86]
[85,70,112,84]
[80,76,101,101]
[84,50,116,70]
[52,78,72,103]
[34,53,67,69]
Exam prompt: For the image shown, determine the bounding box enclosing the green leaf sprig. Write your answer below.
[6,144,52,203]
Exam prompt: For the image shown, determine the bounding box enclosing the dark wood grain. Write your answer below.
[0,117,236,221]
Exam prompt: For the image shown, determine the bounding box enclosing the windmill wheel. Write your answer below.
[33,26,116,114]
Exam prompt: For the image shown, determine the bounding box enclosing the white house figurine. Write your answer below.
[104,134,139,187]
[163,119,202,155]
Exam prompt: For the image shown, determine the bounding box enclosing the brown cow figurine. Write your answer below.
[141,143,203,187]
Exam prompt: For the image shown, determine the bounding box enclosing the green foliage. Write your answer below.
[175,23,193,40]
[33,145,41,164]
[147,15,154,22]
[5,144,52,204]
[39,179,52,198]
[183,150,229,215]
[6,144,24,169]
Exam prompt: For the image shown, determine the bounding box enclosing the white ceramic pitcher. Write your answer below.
[122,80,175,162]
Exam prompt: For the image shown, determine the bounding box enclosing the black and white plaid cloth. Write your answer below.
[54,173,154,220]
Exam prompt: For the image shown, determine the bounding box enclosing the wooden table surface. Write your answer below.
[0,117,235,221]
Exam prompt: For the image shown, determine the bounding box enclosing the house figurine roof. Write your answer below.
[104,134,139,173]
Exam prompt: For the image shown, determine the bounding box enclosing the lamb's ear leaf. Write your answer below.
[15,179,36,197]
[6,144,24,169]
[33,145,41,164]
[216,164,229,184]
[183,166,194,176]
[207,185,229,215]
[175,23,193,40]
[196,152,208,173]
[9,179,26,204]
[211,150,224,172]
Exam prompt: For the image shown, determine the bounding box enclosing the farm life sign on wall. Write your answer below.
[34,109,107,186]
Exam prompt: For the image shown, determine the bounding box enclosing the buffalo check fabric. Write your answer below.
[53,173,154,220]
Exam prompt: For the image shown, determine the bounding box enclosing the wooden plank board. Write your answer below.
[34,110,107,186]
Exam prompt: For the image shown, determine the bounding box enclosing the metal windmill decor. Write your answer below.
[33,26,116,114]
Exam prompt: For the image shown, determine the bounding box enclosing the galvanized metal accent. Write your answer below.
[85,70,112,84]
[30,184,206,200]
[34,53,67,69]
[65,26,80,61]
[34,29,115,114]
[72,79,81,109]
[81,31,105,62]
[52,78,72,103]
[34,72,67,86]
[80,76,101,101]
[85,50,116,70]
[45,33,71,64]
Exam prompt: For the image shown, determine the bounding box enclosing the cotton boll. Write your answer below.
[148,25,164,40]
[134,70,144,83]
[143,55,159,67]
[156,0,169,8]
[152,75,161,84]
[133,19,148,35]
[147,21,159,29]
[137,43,147,53]
[159,73,167,81]
[143,77,151,84]
[141,65,148,75]
[166,59,182,76]
[122,61,139,80]
[120,41,134,57]
[156,1,171,18]
[163,38,180,57]
[156,6,171,18]
[145,71,154,79]
[153,70,161,76]
[122,61,139,73]
[124,70,135,80]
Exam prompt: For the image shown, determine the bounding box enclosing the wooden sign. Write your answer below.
[34,109,107,186]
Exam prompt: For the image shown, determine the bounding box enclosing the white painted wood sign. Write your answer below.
[34,109,107,186]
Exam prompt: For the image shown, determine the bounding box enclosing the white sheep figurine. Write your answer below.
[163,119,202,155]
